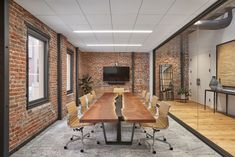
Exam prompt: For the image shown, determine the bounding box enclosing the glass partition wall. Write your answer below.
[155,1,235,156]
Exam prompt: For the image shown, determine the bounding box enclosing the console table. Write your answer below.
[204,89,235,115]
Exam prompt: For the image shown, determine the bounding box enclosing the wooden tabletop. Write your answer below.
[80,92,156,123]
[122,93,156,123]
[80,93,118,123]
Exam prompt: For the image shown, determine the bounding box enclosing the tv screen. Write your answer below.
[103,66,130,82]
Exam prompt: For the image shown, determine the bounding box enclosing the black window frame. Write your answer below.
[66,49,74,94]
[26,23,49,109]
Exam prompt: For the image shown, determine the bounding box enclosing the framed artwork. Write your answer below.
[216,40,235,88]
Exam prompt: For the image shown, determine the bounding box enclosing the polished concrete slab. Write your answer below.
[11,118,221,157]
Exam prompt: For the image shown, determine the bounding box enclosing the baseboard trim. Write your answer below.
[9,119,57,155]
[169,113,233,157]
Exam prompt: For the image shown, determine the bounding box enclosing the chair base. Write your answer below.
[64,127,99,152]
[139,129,173,154]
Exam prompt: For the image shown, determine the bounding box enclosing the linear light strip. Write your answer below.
[74,30,152,33]
[86,44,142,47]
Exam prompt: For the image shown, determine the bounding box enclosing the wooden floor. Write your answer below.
[168,100,235,156]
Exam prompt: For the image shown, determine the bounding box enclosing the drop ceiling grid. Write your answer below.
[14,0,218,52]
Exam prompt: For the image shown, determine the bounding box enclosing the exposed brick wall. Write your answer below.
[134,53,150,93]
[79,52,149,97]
[9,0,77,151]
[60,35,76,117]
[155,35,189,99]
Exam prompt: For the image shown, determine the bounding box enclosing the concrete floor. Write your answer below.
[11,118,221,157]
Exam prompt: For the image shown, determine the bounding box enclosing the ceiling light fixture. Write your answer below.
[74,30,152,33]
[86,44,142,47]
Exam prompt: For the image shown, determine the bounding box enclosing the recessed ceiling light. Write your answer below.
[86,44,142,47]
[74,30,152,33]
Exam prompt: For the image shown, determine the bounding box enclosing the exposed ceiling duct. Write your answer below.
[193,7,233,30]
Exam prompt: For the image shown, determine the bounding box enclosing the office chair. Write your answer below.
[64,101,97,152]
[149,95,159,115]
[87,93,94,107]
[79,95,88,114]
[144,92,150,107]
[91,90,97,100]
[140,101,173,154]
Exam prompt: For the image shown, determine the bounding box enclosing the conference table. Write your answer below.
[80,92,156,145]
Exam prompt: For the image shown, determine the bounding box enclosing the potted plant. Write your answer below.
[79,74,93,95]
[177,87,191,100]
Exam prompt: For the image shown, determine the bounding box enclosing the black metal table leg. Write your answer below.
[213,91,216,113]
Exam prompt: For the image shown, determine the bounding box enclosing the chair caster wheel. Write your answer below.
[146,136,149,138]
[144,130,146,133]
[97,141,100,144]
[163,138,166,141]
[100,126,103,128]
[70,138,73,141]
[138,142,141,146]
[135,126,137,129]
[64,146,67,149]
[91,130,94,133]
[80,149,84,153]
[152,150,156,154]
[87,135,90,138]
[170,147,173,150]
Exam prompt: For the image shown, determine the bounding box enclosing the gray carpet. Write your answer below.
[11,118,221,157]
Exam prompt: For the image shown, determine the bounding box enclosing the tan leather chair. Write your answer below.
[64,101,95,152]
[144,92,150,107]
[79,95,88,114]
[113,88,124,95]
[149,95,159,115]
[87,93,94,106]
[140,101,173,154]
[91,90,97,100]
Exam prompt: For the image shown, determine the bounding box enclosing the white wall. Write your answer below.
[188,9,235,115]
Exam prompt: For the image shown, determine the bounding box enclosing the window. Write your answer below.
[27,25,49,109]
[67,50,73,94]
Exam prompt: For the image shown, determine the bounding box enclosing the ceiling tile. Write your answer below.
[15,0,55,16]
[92,25,112,30]
[112,14,136,25]
[140,0,175,14]
[60,15,88,25]
[136,14,162,25]
[111,0,142,14]
[87,14,111,25]
[159,14,187,25]
[45,0,83,14]
[113,24,133,30]
[78,0,110,14]
[69,25,92,31]
[168,0,209,14]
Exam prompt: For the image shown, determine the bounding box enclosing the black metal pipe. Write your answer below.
[57,34,62,120]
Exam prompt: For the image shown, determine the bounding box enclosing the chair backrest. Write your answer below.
[141,90,147,98]
[158,101,171,118]
[66,101,79,127]
[87,93,94,105]
[79,95,88,113]
[151,95,159,107]
[91,90,96,99]
[156,101,171,128]
[144,92,150,106]
[113,88,125,95]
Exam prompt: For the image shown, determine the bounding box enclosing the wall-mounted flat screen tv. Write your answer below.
[103,66,130,82]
